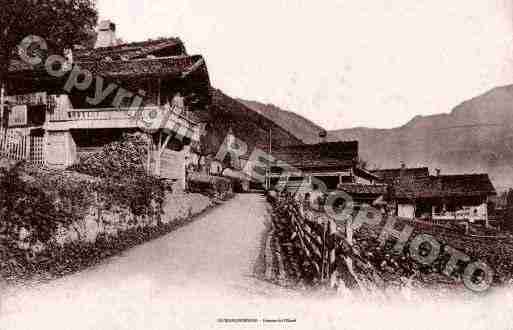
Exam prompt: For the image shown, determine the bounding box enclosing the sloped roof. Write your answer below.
[394,174,496,199]
[75,37,186,61]
[372,167,429,183]
[7,38,208,82]
[75,55,205,78]
[337,183,387,196]
[354,166,381,181]
[271,141,358,170]
[10,55,206,79]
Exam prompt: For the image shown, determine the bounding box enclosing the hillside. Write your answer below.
[328,85,513,191]
[201,90,303,158]
[226,85,513,191]
[237,99,324,144]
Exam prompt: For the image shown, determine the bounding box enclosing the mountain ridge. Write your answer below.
[237,99,325,144]
[237,84,513,191]
[327,84,513,190]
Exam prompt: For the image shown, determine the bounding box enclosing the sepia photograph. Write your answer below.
[1,1,513,329]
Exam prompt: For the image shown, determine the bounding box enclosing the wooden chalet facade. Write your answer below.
[268,141,385,201]
[391,173,497,225]
[1,21,211,189]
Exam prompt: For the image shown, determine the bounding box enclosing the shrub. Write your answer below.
[0,162,76,244]
[69,132,150,181]
[188,172,233,199]
[67,133,166,217]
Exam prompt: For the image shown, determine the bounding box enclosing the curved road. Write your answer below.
[1,194,512,330]
[0,194,300,330]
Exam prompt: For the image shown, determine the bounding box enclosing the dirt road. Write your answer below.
[0,194,301,330]
[1,194,512,330]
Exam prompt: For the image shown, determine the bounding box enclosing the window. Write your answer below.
[315,176,339,190]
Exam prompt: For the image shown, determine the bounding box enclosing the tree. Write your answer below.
[0,0,98,85]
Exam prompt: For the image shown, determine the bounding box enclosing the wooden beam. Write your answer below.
[181,58,205,78]
[146,134,152,174]
[158,77,161,106]
[156,132,162,175]
[0,83,4,127]
[158,133,172,157]
[155,131,173,176]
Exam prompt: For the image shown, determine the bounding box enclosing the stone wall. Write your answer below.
[2,189,215,282]
[20,192,212,253]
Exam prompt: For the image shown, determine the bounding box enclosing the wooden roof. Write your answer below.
[372,167,429,183]
[7,38,210,90]
[394,174,496,199]
[9,55,207,79]
[271,141,358,171]
[75,37,186,61]
[337,183,387,196]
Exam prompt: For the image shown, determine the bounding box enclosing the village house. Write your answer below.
[372,164,497,225]
[267,141,387,203]
[391,171,496,226]
[1,20,211,189]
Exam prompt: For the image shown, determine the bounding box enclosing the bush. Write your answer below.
[95,175,164,217]
[188,172,233,199]
[67,133,166,217]
[69,132,150,181]
[0,162,78,244]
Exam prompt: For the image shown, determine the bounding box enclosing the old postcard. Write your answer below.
[1,1,512,329]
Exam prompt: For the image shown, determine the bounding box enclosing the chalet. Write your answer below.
[392,172,496,226]
[1,20,211,189]
[268,141,382,196]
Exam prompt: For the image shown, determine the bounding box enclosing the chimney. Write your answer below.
[399,161,406,181]
[95,20,118,48]
[435,168,441,176]
[319,130,327,143]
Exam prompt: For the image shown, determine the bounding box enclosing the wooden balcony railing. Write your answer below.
[47,106,199,140]
[50,106,194,123]
[66,108,137,121]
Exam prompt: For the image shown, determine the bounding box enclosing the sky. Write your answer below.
[98,0,513,130]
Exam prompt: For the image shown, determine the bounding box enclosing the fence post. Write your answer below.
[25,132,30,162]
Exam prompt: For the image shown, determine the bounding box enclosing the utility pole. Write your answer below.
[267,127,272,190]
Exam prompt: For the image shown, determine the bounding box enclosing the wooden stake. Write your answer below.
[0,83,4,129]
[159,133,172,157]
[146,134,152,174]
[157,78,161,106]
[156,132,162,175]
[155,132,173,176]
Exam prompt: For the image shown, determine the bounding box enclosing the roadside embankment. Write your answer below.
[0,159,226,284]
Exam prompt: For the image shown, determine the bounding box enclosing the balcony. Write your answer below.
[45,106,199,141]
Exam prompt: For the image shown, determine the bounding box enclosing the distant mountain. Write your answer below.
[231,86,513,191]
[237,99,324,144]
[328,85,513,191]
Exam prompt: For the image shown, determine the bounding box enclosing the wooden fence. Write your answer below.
[29,136,45,165]
[0,128,44,165]
[268,194,381,290]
